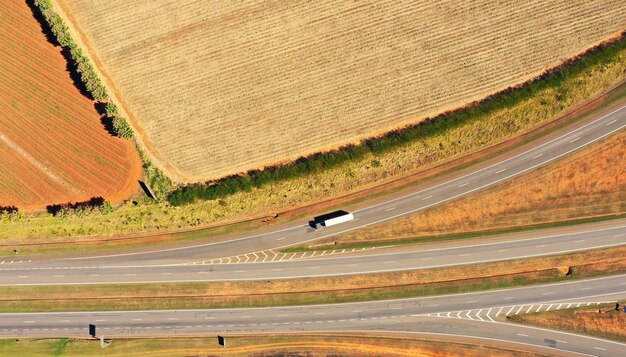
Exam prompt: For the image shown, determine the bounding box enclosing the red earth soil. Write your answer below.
[0,1,141,211]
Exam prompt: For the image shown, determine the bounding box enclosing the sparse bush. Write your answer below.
[104,102,119,117]
[112,116,133,139]
[47,197,106,217]
[137,147,172,199]
[99,201,114,215]
[0,205,18,214]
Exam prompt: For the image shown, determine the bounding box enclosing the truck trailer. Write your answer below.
[311,210,354,229]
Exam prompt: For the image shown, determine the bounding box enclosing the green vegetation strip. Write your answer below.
[1,248,624,312]
[168,34,626,206]
[282,213,626,252]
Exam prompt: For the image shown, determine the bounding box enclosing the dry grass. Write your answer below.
[329,128,626,245]
[0,335,548,357]
[511,301,626,343]
[58,0,626,182]
[2,246,624,312]
[1,23,626,241]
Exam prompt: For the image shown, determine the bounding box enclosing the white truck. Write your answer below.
[311,210,354,229]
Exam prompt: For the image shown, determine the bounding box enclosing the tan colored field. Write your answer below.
[328,128,626,246]
[57,0,626,182]
[0,1,141,210]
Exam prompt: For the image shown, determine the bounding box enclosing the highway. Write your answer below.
[1,100,625,355]
[1,276,625,356]
[1,222,625,285]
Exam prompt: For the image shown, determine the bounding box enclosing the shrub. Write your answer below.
[99,201,114,215]
[0,205,18,214]
[105,102,119,117]
[112,117,133,139]
[46,197,107,217]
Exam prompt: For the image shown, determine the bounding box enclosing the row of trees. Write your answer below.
[33,0,133,140]
[104,102,133,139]
[168,33,626,206]
[34,0,107,101]
[46,197,112,217]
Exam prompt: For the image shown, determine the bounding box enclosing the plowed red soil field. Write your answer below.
[0,1,141,211]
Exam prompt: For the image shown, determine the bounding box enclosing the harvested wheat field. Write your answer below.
[0,1,141,210]
[57,0,626,182]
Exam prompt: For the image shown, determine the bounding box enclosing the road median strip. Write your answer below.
[2,246,625,312]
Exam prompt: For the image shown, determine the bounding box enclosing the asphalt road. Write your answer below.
[1,276,625,356]
[1,223,625,285]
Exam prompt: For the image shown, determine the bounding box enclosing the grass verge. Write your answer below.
[510,301,626,343]
[0,334,548,357]
[1,246,625,312]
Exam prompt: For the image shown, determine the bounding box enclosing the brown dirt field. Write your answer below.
[327,129,626,246]
[58,0,626,182]
[512,302,626,343]
[0,2,141,211]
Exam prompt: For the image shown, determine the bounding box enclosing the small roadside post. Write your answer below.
[217,335,226,347]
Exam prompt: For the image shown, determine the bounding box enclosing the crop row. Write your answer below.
[167,33,626,206]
